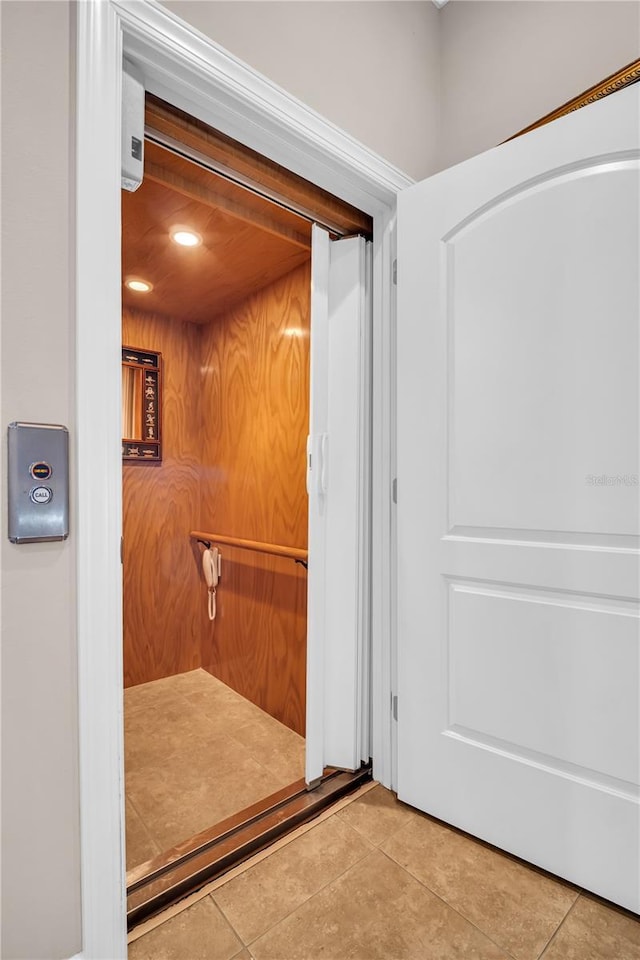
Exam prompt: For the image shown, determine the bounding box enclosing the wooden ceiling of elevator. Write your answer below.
[122,143,312,324]
[122,96,373,325]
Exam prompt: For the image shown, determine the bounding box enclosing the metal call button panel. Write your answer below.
[8,422,69,543]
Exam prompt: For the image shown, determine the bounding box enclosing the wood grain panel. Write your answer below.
[199,262,311,734]
[202,551,307,736]
[144,140,311,248]
[146,94,373,239]
[122,175,310,325]
[122,308,203,687]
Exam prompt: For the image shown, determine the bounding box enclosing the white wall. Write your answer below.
[0,3,82,959]
[439,0,640,169]
[161,0,441,180]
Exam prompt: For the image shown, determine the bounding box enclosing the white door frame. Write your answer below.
[76,1,411,955]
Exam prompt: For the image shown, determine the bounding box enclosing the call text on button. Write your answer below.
[30,486,52,505]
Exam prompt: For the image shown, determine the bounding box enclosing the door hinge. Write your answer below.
[120,536,124,564]
[392,694,398,721]
[392,259,397,285]
[392,477,397,504]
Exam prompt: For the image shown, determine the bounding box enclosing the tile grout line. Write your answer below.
[207,892,247,957]
[374,807,586,960]
[125,689,200,866]
[125,792,163,865]
[376,845,520,960]
[536,893,582,959]
[222,726,305,786]
[238,840,377,950]
[182,675,306,783]
[335,800,424,850]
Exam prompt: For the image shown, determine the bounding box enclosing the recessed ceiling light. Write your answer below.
[125,278,153,293]
[170,226,202,248]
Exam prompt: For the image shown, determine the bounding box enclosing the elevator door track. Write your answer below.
[127,763,372,931]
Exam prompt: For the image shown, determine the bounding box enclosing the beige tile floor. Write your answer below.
[128,784,640,960]
[125,669,306,870]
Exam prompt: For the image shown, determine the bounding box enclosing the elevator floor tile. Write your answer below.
[124,669,305,871]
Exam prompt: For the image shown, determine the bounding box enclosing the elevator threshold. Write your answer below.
[126,763,372,930]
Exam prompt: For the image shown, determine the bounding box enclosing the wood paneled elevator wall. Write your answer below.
[122,263,310,735]
[122,308,203,687]
[199,261,310,736]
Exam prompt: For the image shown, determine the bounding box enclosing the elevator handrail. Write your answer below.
[190,530,308,563]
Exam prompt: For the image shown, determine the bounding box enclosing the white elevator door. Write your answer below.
[306,226,371,783]
[396,82,640,911]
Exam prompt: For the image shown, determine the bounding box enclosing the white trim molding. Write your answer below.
[76,2,127,957]
[76,1,411,954]
[113,0,410,208]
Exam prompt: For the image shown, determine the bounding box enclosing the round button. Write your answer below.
[30,486,52,505]
[30,461,52,481]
